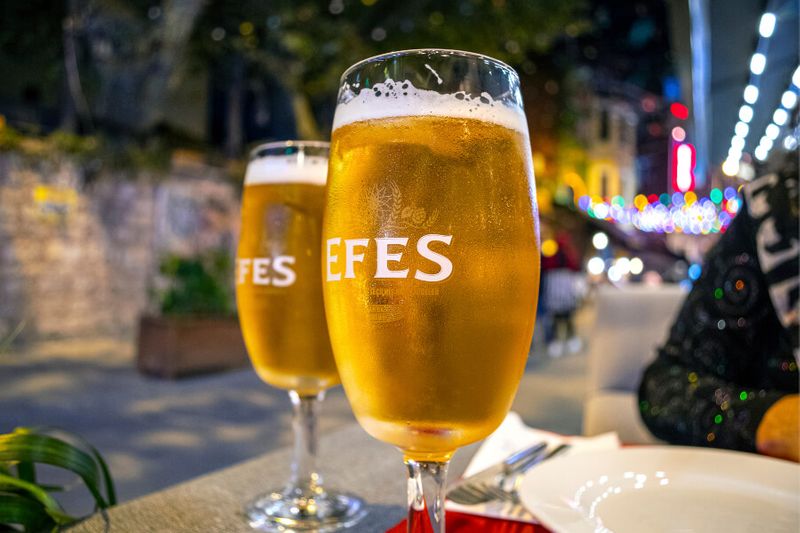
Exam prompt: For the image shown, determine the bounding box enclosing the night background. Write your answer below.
[0,0,797,528]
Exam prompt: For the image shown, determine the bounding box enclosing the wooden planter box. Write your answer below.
[136,315,250,379]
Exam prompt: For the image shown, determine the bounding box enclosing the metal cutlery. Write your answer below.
[446,442,546,505]
[447,443,570,506]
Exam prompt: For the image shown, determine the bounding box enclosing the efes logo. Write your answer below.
[236,256,296,287]
[326,235,453,283]
[327,180,453,283]
[369,180,439,231]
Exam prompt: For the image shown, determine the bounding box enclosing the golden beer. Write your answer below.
[324,114,539,461]
[236,154,338,396]
[238,142,365,530]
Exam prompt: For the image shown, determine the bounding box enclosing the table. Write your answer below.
[71,423,480,532]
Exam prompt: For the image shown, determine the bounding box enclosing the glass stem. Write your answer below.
[287,390,325,500]
[405,458,449,533]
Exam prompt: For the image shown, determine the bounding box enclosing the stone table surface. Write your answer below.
[72,423,479,533]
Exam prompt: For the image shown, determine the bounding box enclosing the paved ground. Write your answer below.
[0,309,591,506]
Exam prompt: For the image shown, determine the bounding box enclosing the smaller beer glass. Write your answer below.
[236,141,365,531]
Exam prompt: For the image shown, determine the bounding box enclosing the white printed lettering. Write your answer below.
[345,238,370,279]
[326,238,341,281]
[325,234,454,283]
[237,258,251,284]
[253,258,272,285]
[375,237,409,278]
[272,256,296,287]
[415,234,453,282]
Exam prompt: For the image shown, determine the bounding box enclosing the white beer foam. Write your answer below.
[332,79,528,134]
[244,155,328,186]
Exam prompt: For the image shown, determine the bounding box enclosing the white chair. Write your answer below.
[583,284,687,444]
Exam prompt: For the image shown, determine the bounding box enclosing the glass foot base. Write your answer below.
[246,488,366,532]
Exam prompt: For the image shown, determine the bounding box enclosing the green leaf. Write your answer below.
[0,474,72,525]
[63,436,116,506]
[16,462,35,484]
[0,433,108,509]
[0,493,55,532]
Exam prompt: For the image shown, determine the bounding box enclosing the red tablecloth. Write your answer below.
[386,511,551,533]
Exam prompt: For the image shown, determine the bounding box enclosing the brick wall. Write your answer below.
[0,153,239,342]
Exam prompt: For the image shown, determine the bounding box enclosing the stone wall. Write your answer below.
[0,153,240,342]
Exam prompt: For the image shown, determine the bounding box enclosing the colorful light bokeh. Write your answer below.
[577,188,741,234]
[542,238,559,257]
[670,102,690,120]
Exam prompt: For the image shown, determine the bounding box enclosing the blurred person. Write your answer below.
[542,231,583,357]
[639,156,799,461]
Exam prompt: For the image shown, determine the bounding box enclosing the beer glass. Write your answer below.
[236,141,364,531]
[323,50,540,531]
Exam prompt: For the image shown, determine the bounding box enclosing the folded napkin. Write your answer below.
[445,412,620,523]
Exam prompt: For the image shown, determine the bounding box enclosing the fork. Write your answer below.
[446,442,547,505]
[448,443,570,506]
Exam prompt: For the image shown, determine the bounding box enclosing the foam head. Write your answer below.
[332,79,529,135]
[244,152,328,186]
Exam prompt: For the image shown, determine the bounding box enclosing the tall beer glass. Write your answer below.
[236,141,364,531]
[323,50,540,531]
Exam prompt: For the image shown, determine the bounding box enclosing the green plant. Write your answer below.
[0,124,23,152]
[0,427,116,532]
[0,321,26,355]
[158,250,235,316]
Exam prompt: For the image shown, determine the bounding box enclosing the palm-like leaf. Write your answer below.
[0,427,115,532]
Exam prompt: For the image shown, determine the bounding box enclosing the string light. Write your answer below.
[758,13,776,38]
[765,124,780,140]
[743,85,759,104]
[722,158,739,177]
[751,67,799,162]
[723,12,785,172]
[734,121,749,137]
[750,53,766,75]
[577,189,740,235]
[781,90,797,110]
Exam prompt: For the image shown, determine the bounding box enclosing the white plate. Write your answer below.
[518,446,800,533]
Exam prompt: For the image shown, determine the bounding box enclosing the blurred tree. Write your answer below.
[0,0,66,131]
[1,0,586,154]
[192,0,587,151]
[69,0,207,133]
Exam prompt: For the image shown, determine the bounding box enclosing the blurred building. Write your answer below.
[571,74,640,202]
[541,70,664,210]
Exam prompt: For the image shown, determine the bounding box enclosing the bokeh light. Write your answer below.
[592,232,609,250]
[629,257,644,275]
[587,257,605,275]
[615,257,631,275]
[542,238,559,257]
[688,263,702,281]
